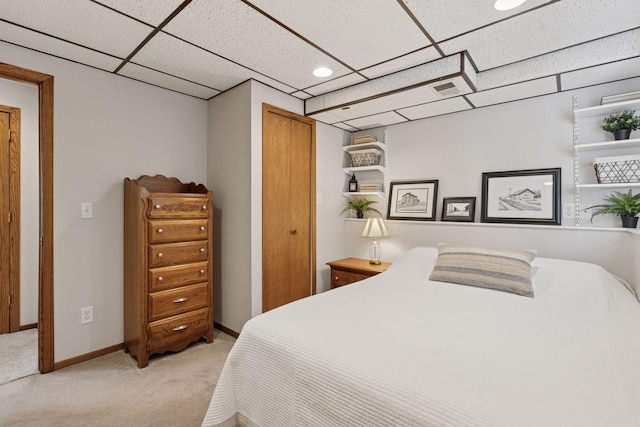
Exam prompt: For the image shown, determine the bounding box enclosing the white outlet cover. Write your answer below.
[81,202,93,219]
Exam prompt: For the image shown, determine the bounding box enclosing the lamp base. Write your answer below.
[369,259,382,265]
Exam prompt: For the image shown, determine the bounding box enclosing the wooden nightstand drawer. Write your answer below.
[327,258,391,289]
[332,270,369,287]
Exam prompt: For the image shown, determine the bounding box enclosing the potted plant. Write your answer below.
[582,189,640,228]
[341,198,381,219]
[601,109,640,140]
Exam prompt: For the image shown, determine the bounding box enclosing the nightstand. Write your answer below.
[326,258,391,289]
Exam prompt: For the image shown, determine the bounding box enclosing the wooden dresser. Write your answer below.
[124,175,213,368]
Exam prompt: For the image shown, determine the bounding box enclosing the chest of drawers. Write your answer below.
[124,175,214,368]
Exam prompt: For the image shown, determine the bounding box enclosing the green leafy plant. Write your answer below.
[601,110,640,132]
[341,198,382,217]
[582,189,640,221]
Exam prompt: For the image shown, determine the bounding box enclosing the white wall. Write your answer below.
[2,41,208,362]
[0,77,39,325]
[207,81,253,333]
[338,76,640,294]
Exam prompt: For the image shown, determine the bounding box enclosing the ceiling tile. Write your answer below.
[359,47,441,79]
[331,122,360,131]
[477,29,640,91]
[306,110,346,125]
[162,0,352,90]
[304,73,366,96]
[401,0,551,42]
[131,32,297,93]
[0,0,152,57]
[561,57,640,91]
[467,76,557,107]
[248,0,430,70]
[119,63,220,99]
[440,0,640,71]
[397,96,472,120]
[344,112,408,130]
[0,22,122,72]
[95,0,184,26]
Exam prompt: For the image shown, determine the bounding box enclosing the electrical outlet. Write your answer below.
[80,306,94,325]
[562,203,574,219]
[80,202,93,219]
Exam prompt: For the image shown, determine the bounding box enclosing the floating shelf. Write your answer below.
[343,165,387,174]
[575,137,640,151]
[342,191,385,198]
[343,141,387,152]
[576,182,640,189]
[574,99,640,119]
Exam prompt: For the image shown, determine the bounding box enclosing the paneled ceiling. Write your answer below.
[1,0,639,131]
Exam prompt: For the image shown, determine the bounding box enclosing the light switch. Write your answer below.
[81,202,93,219]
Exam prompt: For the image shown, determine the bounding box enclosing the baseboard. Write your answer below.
[52,324,237,371]
[19,323,38,331]
[214,322,239,338]
[54,343,124,371]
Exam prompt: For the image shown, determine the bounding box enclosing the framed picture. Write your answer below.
[442,197,476,222]
[481,168,561,225]
[387,180,438,221]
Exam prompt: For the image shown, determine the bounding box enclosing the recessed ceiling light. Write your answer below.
[494,0,527,11]
[313,67,333,77]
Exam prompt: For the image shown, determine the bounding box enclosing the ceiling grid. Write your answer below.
[0,0,637,131]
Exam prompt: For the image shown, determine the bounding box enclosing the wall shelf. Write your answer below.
[343,141,387,152]
[343,165,387,175]
[342,191,385,198]
[576,182,640,189]
[575,137,640,151]
[574,98,640,119]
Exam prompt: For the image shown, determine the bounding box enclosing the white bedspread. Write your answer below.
[203,247,640,426]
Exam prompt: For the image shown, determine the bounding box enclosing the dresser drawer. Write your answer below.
[332,270,370,288]
[147,196,209,219]
[148,282,209,321]
[147,308,210,352]
[149,241,209,268]
[148,220,208,243]
[149,262,209,292]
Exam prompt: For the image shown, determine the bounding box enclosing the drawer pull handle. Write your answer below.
[154,204,161,209]
[158,276,164,282]
[172,325,188,332]
[173,297,189,303]
[199,269,205,274]
[291,229,297,235]
[157,253,163,258]
[200,226,205,231]
[200,248,205,252]
[157,228,164,233]
[335,277,339,281]
[202,205,207,210]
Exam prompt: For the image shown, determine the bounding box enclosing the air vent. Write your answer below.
[434,81,459,96]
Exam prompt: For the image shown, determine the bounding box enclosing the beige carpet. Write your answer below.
[0,330,235,426]
[0,329,39,386]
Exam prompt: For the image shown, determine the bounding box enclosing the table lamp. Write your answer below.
[361,218,389,264]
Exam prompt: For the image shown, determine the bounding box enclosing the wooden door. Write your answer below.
[0,106,20,334]
[262,104,315,312]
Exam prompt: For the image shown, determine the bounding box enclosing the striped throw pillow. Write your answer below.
[429,244,536,297]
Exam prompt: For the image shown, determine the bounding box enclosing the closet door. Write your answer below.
[262,104,315,312]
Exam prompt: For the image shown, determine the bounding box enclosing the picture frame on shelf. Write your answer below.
[442,197,476,222]
[481,168,561,225]
[387,180,438,221]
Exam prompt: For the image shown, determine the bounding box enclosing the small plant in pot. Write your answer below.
[341,198,381,219]
[601,109,640,140]
[582,189,640,228]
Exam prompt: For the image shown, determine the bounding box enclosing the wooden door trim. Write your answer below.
[262,104,316,311]
[0,62,54,373]
[0,104,21,332]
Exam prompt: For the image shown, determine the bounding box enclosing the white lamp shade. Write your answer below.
[361,218,389,238]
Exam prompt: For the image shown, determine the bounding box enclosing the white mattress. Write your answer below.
[203,247,640,426]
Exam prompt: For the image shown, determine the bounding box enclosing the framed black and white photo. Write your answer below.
[387,180,438,221]
[442,197,476,222]
[481,168,561,225]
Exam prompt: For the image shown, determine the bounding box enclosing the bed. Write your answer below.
[202,246,640,426]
